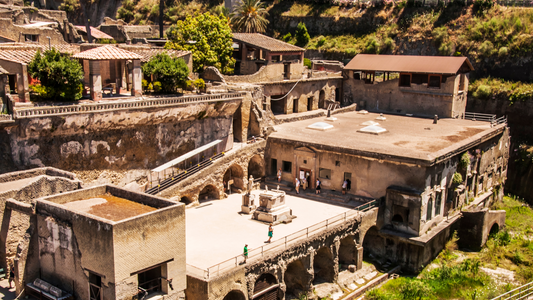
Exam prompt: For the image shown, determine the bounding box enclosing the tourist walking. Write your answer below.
[342,179,348,195]
[302,177,307,190]
[8,263,14,289]
[267,223,273,243]
[316,179,321,194]
[243,244,249,263]
[295,178,300,194]
[277,168,282,182]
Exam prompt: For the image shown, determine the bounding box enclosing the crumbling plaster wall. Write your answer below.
[264,77,341,114]
[195,208,378,300]
[226,63,306,83]
[1,99,242,173]
[0,167,81,296]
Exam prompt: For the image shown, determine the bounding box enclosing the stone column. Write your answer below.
[89,60,102,101]
[355,245,363,270]
[241,44,247,61]
[18,65,29,103]
[115,60,123,94]
[131,59,142,97]
[300,52,304,63]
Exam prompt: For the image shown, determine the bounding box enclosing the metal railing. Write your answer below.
[202,200,378,279]
[13,92,245,118]
[490,281,533,300]
[463,112,507,127]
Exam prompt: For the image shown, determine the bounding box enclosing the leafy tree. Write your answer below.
[28,49,83,101]
[117,0,136,23]
[231,0,269,33]
[166,13,235,74]
[58,0,79,13]
[142,53,189,93]
[295,22,310,47]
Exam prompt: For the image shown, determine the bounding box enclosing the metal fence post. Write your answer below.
[307,228,309,237]
[285,236,287,248]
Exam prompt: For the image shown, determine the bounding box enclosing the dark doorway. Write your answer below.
[335,88,340,103]
[253,273,280,300]
[8,75,17,94]
[270,96,286,115]
[307,97,313,111]
[284,63,290,79]
[318,90,325,109]
[138,266,161,295]
[199,185,219,201]
[313,247,335,284]
[293,97,298,113]
[271,159,277,176]
[89,272,102,300]
[223,290,246,300]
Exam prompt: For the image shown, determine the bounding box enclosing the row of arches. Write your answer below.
[222,235,363,300]
[177,154,265,205]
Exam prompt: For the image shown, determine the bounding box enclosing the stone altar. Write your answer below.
[241,193,256,214]
[252,189,295,223]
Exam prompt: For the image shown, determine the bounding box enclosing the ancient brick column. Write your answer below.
[131,59,142,97]
[89,60,102,101]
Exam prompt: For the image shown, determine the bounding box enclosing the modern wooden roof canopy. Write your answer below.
[344,54,474,74]
[232,33,305,53]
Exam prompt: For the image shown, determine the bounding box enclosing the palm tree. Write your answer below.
[231,0,269,33]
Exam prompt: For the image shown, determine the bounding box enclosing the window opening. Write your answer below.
[282,161,292,173]
[138,266,162,295]
[427,198,433,221]
[89,272,102,300]
[399,74,411,87]
[319,168,331,179]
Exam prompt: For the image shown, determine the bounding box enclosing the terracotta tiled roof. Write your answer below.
[73,45,142,60]
[123,47,190,62]
[344,54,474,74]
[0,44,81,64]
[232,33,305,53]
[74,26,114,40]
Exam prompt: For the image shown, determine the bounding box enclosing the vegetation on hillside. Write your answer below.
[366,195,533,299]
[28,49,84,102]
[165,12,235,74]
[469,77,533,103]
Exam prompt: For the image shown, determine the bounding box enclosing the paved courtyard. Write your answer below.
[186,190,353,270]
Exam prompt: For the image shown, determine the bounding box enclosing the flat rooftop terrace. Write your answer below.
[186,191,354,270]
[63,194,157,221]
[270,111,504,164]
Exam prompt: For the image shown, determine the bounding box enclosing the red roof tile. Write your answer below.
[72,45,142,60]
[344,54,474,74]
[232,33,305,53]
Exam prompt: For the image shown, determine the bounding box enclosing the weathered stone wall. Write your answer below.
[0,99,242,173]
[459,208,506,251]
[226,62,306,84]
[343,74,466,118]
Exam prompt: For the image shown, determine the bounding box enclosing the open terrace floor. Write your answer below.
[186,191,358,272]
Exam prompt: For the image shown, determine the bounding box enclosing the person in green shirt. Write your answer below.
[243,244,249,263]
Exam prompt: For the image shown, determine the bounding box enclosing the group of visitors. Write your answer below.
[243,223,273,263]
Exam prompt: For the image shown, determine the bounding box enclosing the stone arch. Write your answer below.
[179,195,193,205]
[284,259,308,299]
[489,222,499,237]
[313,246,335,284]
[248,154,265,179]
[318,90,326,109]
[339,235,356,266]
[223,290,246,300]
[392,214,403,224]
[199,184,220,202]
[362,226,385,262]
[224,164,245,192]
[253,273,280,300]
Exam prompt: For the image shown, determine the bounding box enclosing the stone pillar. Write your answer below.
[115,60,123,94]
[300,52,304,63]
[131,59,142,97]
[355,245,363,270]
[89,60,102,101]
[18,65,29,103]
[241,44,247,61]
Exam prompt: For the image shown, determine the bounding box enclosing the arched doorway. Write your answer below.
[180,196,192,205]
[339,235,356,266]
[362,226,385,262]
[223,164,245,193]
[253,273,280,300]
[223,290,246,300]
[313,247,335,284]
[248,155,265,180]
[284,259,308,299]
[318,90,325,109]
[489,223,499,237]
[199,185,219,202]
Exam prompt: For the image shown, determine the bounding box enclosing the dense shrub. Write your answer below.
[498,46,509,57]
[317,35,327,47]
[452,172,463,184]
[479,40,495,56]
[28,49,83,102]
[472,84,492,99]
[304,58,312,69]
[142,53,189,93]
[365,36,381,54]
[282,33,292,42]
